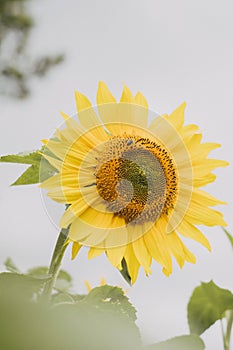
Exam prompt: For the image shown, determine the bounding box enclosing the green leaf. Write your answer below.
[222,228,233,250]
[11,164,40,185]
[188,280,233,335]
[0,151,41,165]
[4,257,21,273]
[0,150,56,185]
[145,335,205,350]
[85,285,137,321]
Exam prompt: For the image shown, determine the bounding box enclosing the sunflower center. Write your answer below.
[95,135,177,224]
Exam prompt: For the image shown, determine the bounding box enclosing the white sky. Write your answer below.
[1,1,233,349]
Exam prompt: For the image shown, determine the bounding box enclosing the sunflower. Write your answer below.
[40,82,228,284]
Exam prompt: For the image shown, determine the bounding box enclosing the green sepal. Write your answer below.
[119,258,132,285]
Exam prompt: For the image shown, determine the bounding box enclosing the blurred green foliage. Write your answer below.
[0,0,64,98]
[0,258,207,350]
[0,262,141,350]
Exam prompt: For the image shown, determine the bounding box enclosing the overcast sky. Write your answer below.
[1,1,233,349]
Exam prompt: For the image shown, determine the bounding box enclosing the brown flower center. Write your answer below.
[95,135,178,225]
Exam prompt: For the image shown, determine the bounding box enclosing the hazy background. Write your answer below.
[1,1,233,349]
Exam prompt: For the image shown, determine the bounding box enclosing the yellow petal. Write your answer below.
[166,102,186,130]
[106,246,126,267]
[59,111,83,138]
[60,192,98,228]
[182,124,199,142]
[79,207,124,229]
[88,247,105,259]
[40,175,81,203]
[124,244,140,284]
[193,159,229,178]
[144,223,172,274]
[80,117,107,141]
[43,139,70,160]
[75,91,92,112]
[186,204,227,226]
[193,173,216,188]
[182,244,196,264]
[71,241,82,260]
[177,220,211,251]
[96,81,116,105]
[96,82,120,134]
[84,280,92,292]
[39,174,61,189]
[120,84,134,103]
[191,189,226,206]
[166,232,196,268]
[100,277,106,286]
[191,143,221,161]
[134,92,148,109]
[75,91,108,141]
[131,92,149,128]
[133,237,152,275]
[60,111,70,120]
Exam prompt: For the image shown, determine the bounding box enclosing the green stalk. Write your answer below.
[41,227,69,301]
[224,310,233,350]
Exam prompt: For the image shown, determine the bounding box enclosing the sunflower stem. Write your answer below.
[41,227,69,301]
[224,310,233,350]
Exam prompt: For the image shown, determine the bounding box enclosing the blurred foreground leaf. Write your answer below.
[145,335,205,350]
[0,279,140,350]
[0,272,48,299]
[188,280,233,335]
